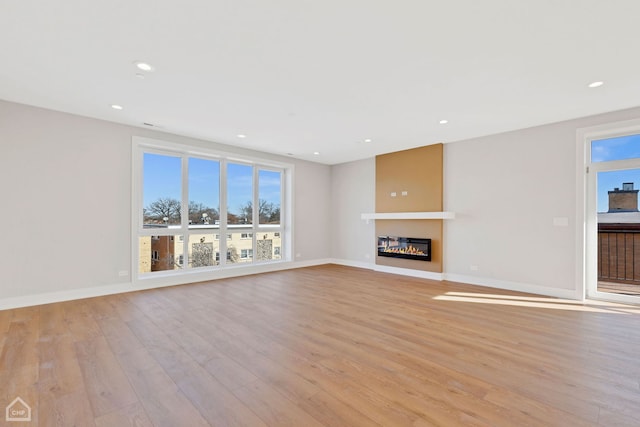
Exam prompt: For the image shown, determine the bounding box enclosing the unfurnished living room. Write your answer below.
[2,1,640,426]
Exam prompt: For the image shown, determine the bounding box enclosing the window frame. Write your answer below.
[132,137,292,283]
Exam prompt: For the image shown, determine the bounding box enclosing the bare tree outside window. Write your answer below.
[144,197,181,225]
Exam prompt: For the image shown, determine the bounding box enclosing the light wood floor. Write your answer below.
[2,265,640,426]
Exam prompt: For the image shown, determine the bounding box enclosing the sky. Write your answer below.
[143,153,281,215]
[592,134,640,212]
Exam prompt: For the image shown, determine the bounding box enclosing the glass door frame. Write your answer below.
[581,119,640,304]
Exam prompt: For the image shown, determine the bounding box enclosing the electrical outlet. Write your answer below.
[390,192,397,197]
[401,191,408,196]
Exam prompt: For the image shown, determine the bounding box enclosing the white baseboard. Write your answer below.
[0,259,582,310]
[329,258,375,270]
[329,258,444,281]
[373,264,444,281]
[0,258,333,311]
[0,282,135,311]
[330,258,581,300]
[443,273,581,300]
[133,258,333,290]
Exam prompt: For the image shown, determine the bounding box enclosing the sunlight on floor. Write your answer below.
[433,291,640,314]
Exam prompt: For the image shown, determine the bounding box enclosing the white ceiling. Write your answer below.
[2,1,640,165]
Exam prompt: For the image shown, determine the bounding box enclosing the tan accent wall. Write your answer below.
[375,144,443,273]
[376,144,442,212]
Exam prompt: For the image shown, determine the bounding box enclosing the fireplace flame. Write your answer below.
[380,245,427,256]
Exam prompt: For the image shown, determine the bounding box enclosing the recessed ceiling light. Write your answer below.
[313,151,320,155]
[588,81,604,88]
[111,104,123,110]
[134,61,155,72]
[439,119,448,124]
[364,138,372,143]
[237,134,246,138]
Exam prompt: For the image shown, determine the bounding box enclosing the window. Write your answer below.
[134,137,290,278]
[591,134,640,162]
[143,153,182,227]
[227,163,253,225]
[259,170,281,225]
[189,158,220,227]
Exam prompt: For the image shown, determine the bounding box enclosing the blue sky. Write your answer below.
[593,134,640,212]
[143,154,281,214]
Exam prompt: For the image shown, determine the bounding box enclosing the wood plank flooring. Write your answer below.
[1,264,640,426]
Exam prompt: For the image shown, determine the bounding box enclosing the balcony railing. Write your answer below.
[598,225,640,286]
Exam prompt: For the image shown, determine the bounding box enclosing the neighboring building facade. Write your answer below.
[139,230,282,274]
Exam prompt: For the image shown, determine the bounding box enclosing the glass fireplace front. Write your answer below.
[377,236,431,261]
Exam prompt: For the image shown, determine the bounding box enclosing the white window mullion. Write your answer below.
[280,169,286,260]
[219,160,228,266]
[181,155,190,269]
[253,166,259,258]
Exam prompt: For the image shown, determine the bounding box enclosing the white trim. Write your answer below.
[2,260,589,310]
[0,282,135,311]
[132,135,293,283]
[330,258,445,281]
[575,127,587,300]
[444,273,582,300]
[132,136,291,169]
[0,258,332,311]
[361,212,455,221]
[331,258,578,298]
[577,117,640,303]
[373,264,444,281]
[329,258,376,270]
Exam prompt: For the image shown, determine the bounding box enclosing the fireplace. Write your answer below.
[377,236,431,261]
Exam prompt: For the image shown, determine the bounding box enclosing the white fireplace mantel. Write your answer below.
[360,212,455,223]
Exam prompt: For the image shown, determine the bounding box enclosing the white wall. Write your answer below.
[444,106,640,298]
[326,106,640,298]
[293,159,333,261]
[0,100,331,304]
[330,158,376,267]
[5,97,640,305]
